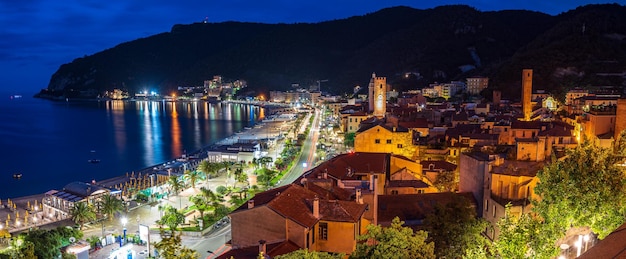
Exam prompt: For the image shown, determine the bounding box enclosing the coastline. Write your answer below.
[0,113,278,234]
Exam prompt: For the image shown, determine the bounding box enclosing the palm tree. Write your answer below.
[198,187,224,209]
[70,202,96,230]
[183,170,203,189]
[168,175,185,209]
[197,160,218,180]
[98,194,124,222]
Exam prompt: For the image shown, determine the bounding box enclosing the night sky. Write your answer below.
[0,0,618,94]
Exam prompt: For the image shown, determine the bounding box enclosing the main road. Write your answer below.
[202,108,322,258]
[278,108,321,186]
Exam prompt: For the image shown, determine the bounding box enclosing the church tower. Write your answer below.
[372,73,387,118]
[522,69,533,121]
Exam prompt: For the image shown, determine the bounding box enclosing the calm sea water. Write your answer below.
[0,93,262,198]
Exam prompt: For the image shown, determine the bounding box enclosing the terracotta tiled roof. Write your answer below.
[491,160,545,177]
[511,120,546,129]
[538,122,574,137]
[420,160,457,171]
[398,118,429,129]
[316,199,367,222]
[233,184,366,228]
[216,240,299,259]
[377,192,476,225]
[387,180,429,188]
[303,180,353,201]
[305,152,390,180]
[232,185,291,213]
[266,185,319,228]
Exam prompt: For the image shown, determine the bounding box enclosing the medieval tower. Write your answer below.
[522,69,533,121]
[368,73,387,118]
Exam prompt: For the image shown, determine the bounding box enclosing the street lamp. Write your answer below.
[120,217,128,247]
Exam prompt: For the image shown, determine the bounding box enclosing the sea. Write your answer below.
[0,92,263,198]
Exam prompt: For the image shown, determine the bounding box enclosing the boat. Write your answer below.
[12,173,22,179]
[88,159,101,164]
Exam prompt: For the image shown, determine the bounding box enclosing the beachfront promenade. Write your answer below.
[0,115,299,258]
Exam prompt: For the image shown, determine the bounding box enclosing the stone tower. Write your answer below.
[371,74,387,118]
[493,90,501,106]
[522,69,533,121]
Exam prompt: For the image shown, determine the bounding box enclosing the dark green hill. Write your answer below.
[39,4,626,99]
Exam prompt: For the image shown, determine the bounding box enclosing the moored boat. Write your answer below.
[12,173,22,179]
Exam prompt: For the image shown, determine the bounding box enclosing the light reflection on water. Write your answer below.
[0,97,261,198]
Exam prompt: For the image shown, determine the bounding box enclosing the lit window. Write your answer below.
[386,139,392,144]
[397,144,403,148]
[319,222,328,240]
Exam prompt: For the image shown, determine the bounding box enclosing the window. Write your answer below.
[391,190,398,195]
[312,227,315,244]
[349,126,352,131]
[386,139,392,144]
[485,199,489,211]
[350,118,353,122]
[418,189,424,194]
[397,144,403,148]
[375,139,380,144]
[319,222,328,240]
[492,205,496,217]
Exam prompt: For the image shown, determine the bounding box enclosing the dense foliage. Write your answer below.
[424,196,491,258]
[350,217,435,259]
[534,139,626,239]
[153,229,198,259]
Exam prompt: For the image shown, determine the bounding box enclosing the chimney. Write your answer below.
[323,171,328,179]
[258,240,267,255]
[247,199,255,209]
[356,189,363,204]
[313,197,320,219]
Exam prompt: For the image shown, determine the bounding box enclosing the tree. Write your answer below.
[433,170,457,192]
[424,196,491,258]
[157,205,185,231]
[184,170,203,189]
[534,139,626,239]
[153,229,198,259]
[493,205,562,259]
[69,202,96,230]
[350,217,435,259]
[344,132,355,147]
[197,160,218,180]
[275,249,343,259]
[98,194,124,222]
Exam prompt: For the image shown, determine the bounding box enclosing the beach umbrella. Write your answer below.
[24,215,27,225]
[27,201,30,209]
[15,211,19,218]
[25,211,28,217]
[0,199,2,206]
[7,215,9,221]
[5,219,7,227]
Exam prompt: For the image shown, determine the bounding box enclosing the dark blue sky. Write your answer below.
[0,0,619,94]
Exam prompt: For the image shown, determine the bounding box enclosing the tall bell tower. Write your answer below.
[372,73,387,118]
[522,69,533,121]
